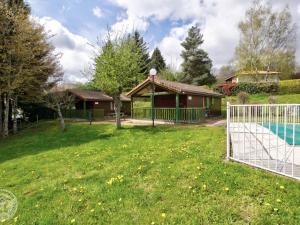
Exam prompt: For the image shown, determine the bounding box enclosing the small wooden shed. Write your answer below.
[68,89,131,116]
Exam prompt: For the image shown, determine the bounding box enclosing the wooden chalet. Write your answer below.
[127,77,223,123]
[68,89,131,116]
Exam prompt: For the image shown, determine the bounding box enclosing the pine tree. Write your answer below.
[150,47,166,73]
[133,31,150,78]
[180,25,216,85]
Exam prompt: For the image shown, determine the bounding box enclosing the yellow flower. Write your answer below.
[223,171,227,175]
[90,209,95,213]
[276,199,281,203]
[71,219,75,223]
[98,202,102,206]
[197,166,200,170]
[150,161,154,164]
[151,222,155,225]
[279,185,285,190]
[78,199,82,202]
[202,184,207,190]
[273,208,279,212]
[264,202,271,206]
[161,213,166,218]
[224,187,229,191]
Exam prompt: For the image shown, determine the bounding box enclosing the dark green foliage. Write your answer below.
[231,83,279,95]
[180,25,216,86]
[132,31,151,78]
[150,47,166,73]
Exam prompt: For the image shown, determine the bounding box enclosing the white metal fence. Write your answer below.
[226,102,300,180]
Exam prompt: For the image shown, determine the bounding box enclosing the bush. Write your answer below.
[279,79,300,94]
[237,92,249,104]
[213,83,237,95]
[231,82,278,95]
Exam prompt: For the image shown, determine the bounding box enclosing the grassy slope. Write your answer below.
[225,93,300,105]
[0,122,299,225]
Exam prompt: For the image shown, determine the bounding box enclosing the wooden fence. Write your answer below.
[132,107,205,123]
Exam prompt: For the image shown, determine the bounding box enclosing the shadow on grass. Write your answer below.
[0,121,177,164]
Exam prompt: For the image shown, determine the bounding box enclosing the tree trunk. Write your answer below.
[56,103,65,131]
[0,94,3,135]
[3,93,10,137]
[12,96,18,134]
[113,95,122,129]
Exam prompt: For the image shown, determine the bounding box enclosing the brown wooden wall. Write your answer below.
[75,99,131,116]
[154,94,187,108]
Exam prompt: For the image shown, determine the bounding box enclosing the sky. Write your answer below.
[27,0,300,83]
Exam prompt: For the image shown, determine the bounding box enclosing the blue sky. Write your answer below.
[27,0,300,83]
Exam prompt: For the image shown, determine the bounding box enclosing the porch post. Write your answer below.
[131,98,133,119]
[83,100,86,118]
[175,93,179,123]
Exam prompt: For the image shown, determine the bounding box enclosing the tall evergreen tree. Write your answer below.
[132,31,150,78]
[180,25,216,85]
[150,47,166,73]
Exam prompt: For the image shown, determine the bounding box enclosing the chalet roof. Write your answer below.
[224,75,236,81]
[68,89,131,102]
[127,76,223,97]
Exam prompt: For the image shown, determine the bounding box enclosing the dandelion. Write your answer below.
[276,199,281,203]
[150,161,154,164]
[98,202,102,206]
[223,171,227,175]
[119,198,122,202]
[71,219,75,223]
[279,185,285,190]
[197,166,200,170]
[151,222,155,225]
[161,213,166,218]
[78,199,82,202]
[188,186,192,189]
[273,208,279,212]
[90,209,95,213]
[264,202,271,206]
[202,184,207,190]
[35,204,39,208]
[224,187,229,191]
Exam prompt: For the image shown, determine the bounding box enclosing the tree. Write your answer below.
[235,0,296,79]
[150,47,166,73]
[4,0,30,13]
[94,32,143,128]
[45,89,74,132]
[132,31,151,78]
[180,25,216,86]
[0,2,61,136]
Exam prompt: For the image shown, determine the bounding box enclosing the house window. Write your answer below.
[95,102,99,105]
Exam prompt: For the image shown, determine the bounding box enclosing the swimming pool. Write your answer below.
[263,123,300,145]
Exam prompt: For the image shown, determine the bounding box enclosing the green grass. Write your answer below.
[225,93,300,104]
[0,122,299,225]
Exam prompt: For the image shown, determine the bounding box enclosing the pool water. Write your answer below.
[262,123,300,145]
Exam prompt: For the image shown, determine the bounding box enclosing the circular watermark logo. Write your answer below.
[0,189,18,221]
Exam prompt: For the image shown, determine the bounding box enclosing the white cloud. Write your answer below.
[111,15,149,36]
[93,6,103,18]
[34,17,94,83]
[111,0,300,69]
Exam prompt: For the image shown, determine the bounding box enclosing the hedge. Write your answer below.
[279,79,300,94]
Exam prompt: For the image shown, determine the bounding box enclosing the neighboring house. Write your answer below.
[127,76,223,120]
[67,89,131,116]
[225,71,280,83]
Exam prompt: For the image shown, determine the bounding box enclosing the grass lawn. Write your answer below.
[0,122,299,225]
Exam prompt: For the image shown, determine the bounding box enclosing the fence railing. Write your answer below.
[227,103,300,180]
[62,109,105,121]
[132,107,205,123]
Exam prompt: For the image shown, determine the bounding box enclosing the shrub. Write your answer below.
[231,82,279,95]
[279,79,300,94]
[214,83,237,95]
[237,92,249,104]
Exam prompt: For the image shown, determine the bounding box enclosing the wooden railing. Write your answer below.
[132,107,205,123]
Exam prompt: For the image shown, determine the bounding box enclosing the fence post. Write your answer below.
[226,102,231,160]
[175,94,179,123]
